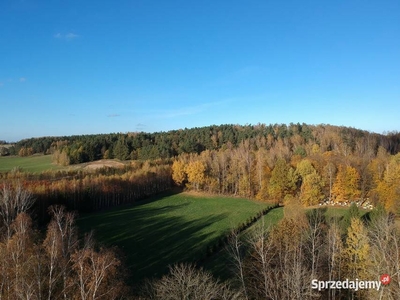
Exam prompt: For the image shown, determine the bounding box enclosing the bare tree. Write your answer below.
[368,210,400,300]
[43,205,78,299]
[0,184,34,239]
[242,214,317,300]
[70,246,125,300]
[4,213,37,299]
[152,263,240,300]
[305,209,326,285]
[227,229,249,300]
[0,187,130,300]
[326,221,343,300]
[246,218,274,299]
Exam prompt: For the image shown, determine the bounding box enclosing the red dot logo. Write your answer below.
[380,274,391,285]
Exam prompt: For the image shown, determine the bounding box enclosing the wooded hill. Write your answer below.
[5,123,400,214]
[12,123,400,164]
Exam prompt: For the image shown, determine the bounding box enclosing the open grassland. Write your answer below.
[0,155,62,173]
[77,191,271,284]
[0,155,128,173]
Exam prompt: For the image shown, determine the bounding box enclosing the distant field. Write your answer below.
[0,155,128,173]
[77,191,271,284]
[0,155,62,173]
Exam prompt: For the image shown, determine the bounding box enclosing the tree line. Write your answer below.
[171,141,400,213]
[12,123,400,163]
[0,160,171,224]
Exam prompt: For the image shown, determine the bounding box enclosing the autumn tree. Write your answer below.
[373,153,400,212]
[296,160,324,206]
[171,159,187,187]
[52,149,70,166]
[323,162,336,202]
[235,140,255,197]
[185,160,206,191]
[299,172,325,206]
[296,159,316,179]
[18,147,34,157]
[255,156,271,201]
[332,165,361,202]
[342,218,371,299]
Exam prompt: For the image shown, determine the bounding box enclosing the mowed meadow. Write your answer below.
[77,191,276,284]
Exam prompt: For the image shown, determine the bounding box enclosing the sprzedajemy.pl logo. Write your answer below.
[311,274,391,292]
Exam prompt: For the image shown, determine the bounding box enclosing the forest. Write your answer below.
[1,123,400,299]
[10,123,400,162]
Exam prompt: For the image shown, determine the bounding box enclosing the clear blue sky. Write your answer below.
[1,0,399,142]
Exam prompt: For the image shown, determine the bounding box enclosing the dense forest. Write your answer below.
[10,123,400,163]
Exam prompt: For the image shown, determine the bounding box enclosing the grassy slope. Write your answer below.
[77,191,271,284]
[0,155,62,173]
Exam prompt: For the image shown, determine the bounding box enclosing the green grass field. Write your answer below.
[202,205,284,280]
[76,195,369,285]
[0,155,62,173]
[77,191,271,284]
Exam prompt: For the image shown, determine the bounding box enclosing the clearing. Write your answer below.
[77,191,272,284]
[0,155,62,173]
[83,159,126,170]
[0,155,126,173]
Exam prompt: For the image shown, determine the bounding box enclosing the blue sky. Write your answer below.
[1,0,399,142]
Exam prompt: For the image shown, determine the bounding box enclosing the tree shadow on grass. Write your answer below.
[201,206,284,282]
[77,193,230,285]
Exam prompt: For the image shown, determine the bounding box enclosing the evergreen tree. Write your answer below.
[113,136,129,160]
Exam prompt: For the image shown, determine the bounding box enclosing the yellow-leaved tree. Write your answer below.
[374,153,400,212]
[296,160,324,206]
[332,165,360,202]
[185,161,206,191]
[171,160,187,187]
[342,218,371,299]
[300,172,325,206]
